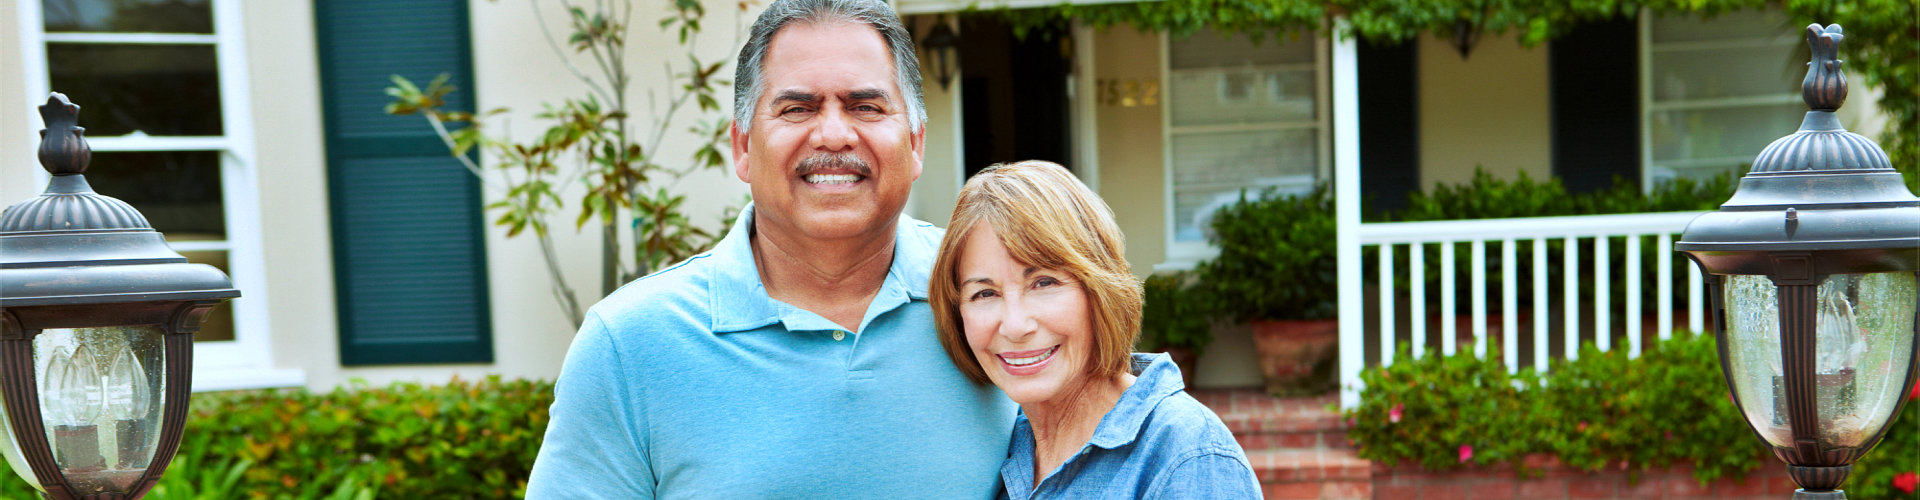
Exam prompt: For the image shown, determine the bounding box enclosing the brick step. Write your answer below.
[1191,389,1352,452]
[1248,449,1373,500]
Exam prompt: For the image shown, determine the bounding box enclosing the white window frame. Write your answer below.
[1637,8,1801,190]
[1159,30,1332,270]
[16,0,301,391]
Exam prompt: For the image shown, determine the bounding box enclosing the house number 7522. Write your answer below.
[1097,78,1158,107]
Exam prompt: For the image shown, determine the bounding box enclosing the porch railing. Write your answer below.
[1335,211,1713,407]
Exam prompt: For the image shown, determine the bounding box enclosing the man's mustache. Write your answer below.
[795,153,872,177]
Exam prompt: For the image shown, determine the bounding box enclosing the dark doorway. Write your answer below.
[958,16,1073,179]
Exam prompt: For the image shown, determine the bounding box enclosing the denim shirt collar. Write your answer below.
[1002,353,1186,495]
[1088,353,1185,449]
[708,202,935,334]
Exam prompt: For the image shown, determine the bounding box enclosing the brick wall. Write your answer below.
[1369,454,1797,500]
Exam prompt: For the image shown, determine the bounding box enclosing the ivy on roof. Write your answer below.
[963,0,1917,186]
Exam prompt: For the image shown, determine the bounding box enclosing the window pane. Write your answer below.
[1650,9,1793,43]
[1652,46,1800,101]
[1169,129,1317,242]
[1170,67,1315,126]
[178,251,234,342]
[1170,29,1313,69]
[84,151,226,241]
[1648,103,1802,164]
[42,0,212,33]
[47,44,222,136]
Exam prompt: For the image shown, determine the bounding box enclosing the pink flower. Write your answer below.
[1893,471,1917,495]
[1664,430,1674,441]
[1458,444,1474,463]
[1577,421,1589,432]
[1389,403,1403,424]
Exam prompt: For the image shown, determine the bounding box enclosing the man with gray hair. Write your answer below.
[525,0,1017,498]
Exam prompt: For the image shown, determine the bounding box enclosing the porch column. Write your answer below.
[1333,18,1365,409]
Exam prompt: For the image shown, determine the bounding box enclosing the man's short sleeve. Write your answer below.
[526,312,653,499]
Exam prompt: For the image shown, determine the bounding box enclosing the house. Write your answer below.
[0,0,1896,393]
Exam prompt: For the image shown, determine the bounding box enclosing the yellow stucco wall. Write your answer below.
[1091,26,1167,279]
[1417,32,1555,188]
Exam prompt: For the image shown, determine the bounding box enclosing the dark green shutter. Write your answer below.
[1357,38,1420,215]
[315,0,493,365]
[1550,17,1641,193]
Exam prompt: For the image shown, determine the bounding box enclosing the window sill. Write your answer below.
[191,366,306,392]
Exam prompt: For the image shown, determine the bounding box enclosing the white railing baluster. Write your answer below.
[1350,212,1707,382]
[1471,240,1488,359]
[1596,235,1611,353]
[1410,242,1426,359]
[1658,233,1674,340]
[1441,241,1457,356]
[1627,234,1643,358]
[1688,259,1705,334]
[1533,237,1549,373]
[1502,238,1517,373]
[1564,236,1580,360]
[1380,243,1395,365]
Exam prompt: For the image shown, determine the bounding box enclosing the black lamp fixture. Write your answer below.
[0,93,239,499]
[1677,24,1918,500]
[919,15,959,92]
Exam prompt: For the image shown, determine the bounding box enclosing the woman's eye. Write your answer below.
[968,289,999,301]
[1033,276,1061,288]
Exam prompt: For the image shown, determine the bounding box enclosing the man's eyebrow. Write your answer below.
[846,88,891,102]
[769,90,819,108]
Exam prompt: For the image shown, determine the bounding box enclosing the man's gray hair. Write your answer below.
[734,0,926,133]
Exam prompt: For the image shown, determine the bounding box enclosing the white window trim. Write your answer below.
[1159,30,1331,271]
[1637,9,1800,191]
[16,0,302,391]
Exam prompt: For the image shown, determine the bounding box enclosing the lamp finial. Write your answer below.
[1802,24,1846,111]
[36,93,90,176]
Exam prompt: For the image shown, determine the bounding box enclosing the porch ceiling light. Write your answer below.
[0,93,238,499]
[1677,24,1919,500]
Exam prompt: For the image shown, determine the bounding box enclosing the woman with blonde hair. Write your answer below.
[930,160,1259,498]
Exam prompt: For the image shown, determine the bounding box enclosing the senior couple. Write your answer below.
[525,0,1259,498]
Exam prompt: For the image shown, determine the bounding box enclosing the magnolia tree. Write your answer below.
[387,0,750,328]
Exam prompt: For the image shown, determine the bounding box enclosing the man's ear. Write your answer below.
[909,122,925,182]
[731,120,751,183]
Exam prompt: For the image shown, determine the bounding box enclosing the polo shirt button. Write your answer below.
[833,331,846,341]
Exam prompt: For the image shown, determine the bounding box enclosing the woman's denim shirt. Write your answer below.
[998,353,1261,499]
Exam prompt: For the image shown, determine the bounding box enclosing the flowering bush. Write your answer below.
[1849,383,1920,500]
[1346,332,1766,484]
[1348,332,1919,492]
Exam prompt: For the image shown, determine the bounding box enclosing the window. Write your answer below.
[19,0,294,390]
[1163,29,1328,264]
[1642,9,1803,184]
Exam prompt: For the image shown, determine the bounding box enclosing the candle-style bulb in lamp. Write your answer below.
[104,346,151,469]
[44,345,105,471]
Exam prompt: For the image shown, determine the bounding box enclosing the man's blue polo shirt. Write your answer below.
[526,204,1018,499]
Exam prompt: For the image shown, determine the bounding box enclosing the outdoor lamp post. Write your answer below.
[1677,24,1920,500]
[0,93,238,499]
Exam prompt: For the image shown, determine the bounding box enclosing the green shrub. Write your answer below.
[1138,272,1215,357]
[1346,333,1777,484]
[1197,183,1339,321]
[1851,386,1920,500]
[0,375,550,499]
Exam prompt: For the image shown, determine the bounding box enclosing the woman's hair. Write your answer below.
[929,160,1143,385]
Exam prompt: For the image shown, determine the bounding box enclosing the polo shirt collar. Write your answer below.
[1087,353,1186,449]
[708,202,936,334]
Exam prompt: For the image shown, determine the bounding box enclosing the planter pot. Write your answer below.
[1157,347,1199,388]
[1250,319,1340,397]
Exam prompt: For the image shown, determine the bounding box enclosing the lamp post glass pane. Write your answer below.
[1724,272,1918,449]
[31,326,166,495]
